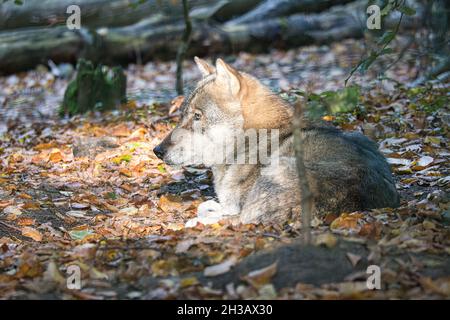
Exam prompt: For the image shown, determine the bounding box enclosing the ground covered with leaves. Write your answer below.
[0,39,449,299]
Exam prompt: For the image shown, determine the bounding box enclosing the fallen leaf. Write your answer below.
[204,256,238,277]
[315,233,338,248]
[169,96,184,114]
[71,203,90,210]
[3,205,22,216]
[43,261,65,284]
[175,239,196,253]
[48,148,64,163]
[17,217,36,226]
[69,228,94,240]
[242,261,278,289]
[330,213,363,232]
[112,124,131,137]
[119,168,133,177]
[346,252,362,267]
[119,206,138,216]
[417,156,434,167]
[180,277,199,288]
[159,194,183,213]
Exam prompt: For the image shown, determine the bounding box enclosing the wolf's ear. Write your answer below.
[194,56,215,77]
[215,58,241,97]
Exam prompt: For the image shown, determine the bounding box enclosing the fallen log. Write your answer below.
[0,0,213,30]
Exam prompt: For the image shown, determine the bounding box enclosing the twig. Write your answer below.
[0,220,22,232]
[345,1,405,86]
[175,0,192,95]
[292,99,313,245]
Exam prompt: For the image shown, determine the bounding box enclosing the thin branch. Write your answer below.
[175,0,193,95]
[345,0,405,86]
[293,98,313,245]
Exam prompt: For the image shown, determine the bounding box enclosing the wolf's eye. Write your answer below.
[194,112,202,121]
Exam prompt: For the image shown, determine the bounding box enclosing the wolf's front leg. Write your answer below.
[185,200,239,227]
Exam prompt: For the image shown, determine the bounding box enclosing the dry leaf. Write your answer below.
[204,256,238,277]
[242,261,278,289]
[22,227,43,241]
[169,96,184,114]
[3,205,22,216]
[48,148,64,163]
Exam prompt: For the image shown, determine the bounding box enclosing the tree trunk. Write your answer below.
[0,0,213,30]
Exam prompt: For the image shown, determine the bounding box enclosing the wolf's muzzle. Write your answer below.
[153,144,165,160]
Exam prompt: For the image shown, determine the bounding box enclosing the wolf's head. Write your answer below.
[153,58,292,166]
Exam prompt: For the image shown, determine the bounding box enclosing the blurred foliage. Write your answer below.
[2,0,24,4]
[406,86,449,114]
[59,59,127,116]
[345,0,416,84]
[291,86,362,119]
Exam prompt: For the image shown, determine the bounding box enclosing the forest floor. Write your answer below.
[0,38,449,299]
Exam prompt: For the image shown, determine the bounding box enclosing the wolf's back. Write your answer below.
[299,124,400,215]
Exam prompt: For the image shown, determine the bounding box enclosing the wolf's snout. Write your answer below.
[153,144,165,160]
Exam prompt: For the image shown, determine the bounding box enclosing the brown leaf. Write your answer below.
[22,201,40,210]
[119,168,133,177]
[22,226,42,242]
[48,148,64,163]
[158,194,183,213]
[34,142,57,151]
[175,239,196,253]
[71,202,90,210]
[330,213,363,232]
[17,217,36,226]
[242,261,278,289]
[112,124,131,137]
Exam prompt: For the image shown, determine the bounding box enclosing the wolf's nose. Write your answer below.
[153,145,164,159]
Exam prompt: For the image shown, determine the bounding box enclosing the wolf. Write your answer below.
[153,57,400,226]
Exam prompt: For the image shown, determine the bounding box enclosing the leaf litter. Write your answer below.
[0,39,449,299]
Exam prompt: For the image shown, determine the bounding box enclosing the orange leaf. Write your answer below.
[169,96,185,114]
[22,201,40,210]
[112,124,131,137]
[330,213,363,231]
[119,168,133,177]
[242,261,278,289]
[322,115,335,122]
[34,142,57,151]
[0,200,13,209]
[158,194,183,213]
[22,227,42,241]
[48,148,63,163]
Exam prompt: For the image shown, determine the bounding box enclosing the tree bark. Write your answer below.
[293,100,313,244]
[225,0,355,25]
[176,0,193,95]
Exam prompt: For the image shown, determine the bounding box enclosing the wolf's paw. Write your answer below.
[197,200,223,218]
[185,200,225,228]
